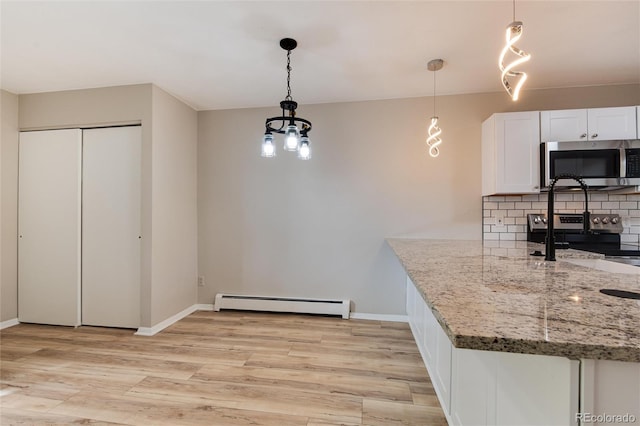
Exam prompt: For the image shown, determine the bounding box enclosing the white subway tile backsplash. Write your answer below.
[556,194,574,202]
[531,202,547,209]
[566,201,586,210]
[589,193,609,201]
[609,195,627,201]
[554,202,567,210]
[620,201,638,209]
[508,225,525,233]
[483,192,640,244]
[588,202,601,210]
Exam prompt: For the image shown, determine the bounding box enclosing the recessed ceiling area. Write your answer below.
[1,1,639,111]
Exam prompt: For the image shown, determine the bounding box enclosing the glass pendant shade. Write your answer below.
[298,136,311,160]
[284,124,300,151]
[261,133,276,157]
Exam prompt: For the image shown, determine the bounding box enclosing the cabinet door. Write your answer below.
[588,106,637,140]
[540,109,587,142]
[18,129,82,326]
[493,112,540,194]
[82,126,141,328]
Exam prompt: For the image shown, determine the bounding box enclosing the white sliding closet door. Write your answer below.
[18,129,82,326]
[82,126,141,328]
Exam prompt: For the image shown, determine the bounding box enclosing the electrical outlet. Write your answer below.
[198,276,205,287]
[493,211,506,228]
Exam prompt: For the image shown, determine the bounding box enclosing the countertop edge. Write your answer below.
[388,238,640,363]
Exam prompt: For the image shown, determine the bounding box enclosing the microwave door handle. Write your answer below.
[544,142,552,187]
[620,147,627,178]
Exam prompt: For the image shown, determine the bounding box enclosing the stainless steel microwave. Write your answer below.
[541,140,640,188]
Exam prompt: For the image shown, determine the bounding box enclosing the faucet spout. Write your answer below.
[545,174,590,261]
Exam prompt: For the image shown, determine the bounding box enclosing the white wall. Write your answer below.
[150,86,198,325]
[1,90,19,322]
[197,84,640,315]
[4,83,638,321]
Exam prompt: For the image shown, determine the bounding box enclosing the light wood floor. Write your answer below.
[0,310,447,425]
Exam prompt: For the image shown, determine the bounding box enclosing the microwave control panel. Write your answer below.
[626,149,640,178]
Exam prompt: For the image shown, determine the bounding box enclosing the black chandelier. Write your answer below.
[261,38,312,160]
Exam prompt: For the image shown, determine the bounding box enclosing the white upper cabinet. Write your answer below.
[482,111,541,195]
[541,106,637,142]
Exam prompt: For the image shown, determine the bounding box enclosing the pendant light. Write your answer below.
[261,38,313,160]
[426,59,444,158]
[499,0,531,101]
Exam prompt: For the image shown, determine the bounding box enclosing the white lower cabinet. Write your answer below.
[581,359,640,425]
[407,277,579,425]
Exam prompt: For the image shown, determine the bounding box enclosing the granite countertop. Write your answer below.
[387,238,640,362]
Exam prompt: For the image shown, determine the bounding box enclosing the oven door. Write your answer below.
[542,141,623,187]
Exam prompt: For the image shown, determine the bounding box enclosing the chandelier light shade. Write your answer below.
[426,59,444,158]
[498,1,531,101]
[261,38,313,160]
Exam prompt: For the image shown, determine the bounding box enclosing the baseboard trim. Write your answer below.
[132,305,407,336]
[350,313,408,322]
[0,318,19,330]
[135,304,199,336]
[195,303,214,311]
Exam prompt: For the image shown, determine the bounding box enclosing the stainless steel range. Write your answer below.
[526,213,640,259]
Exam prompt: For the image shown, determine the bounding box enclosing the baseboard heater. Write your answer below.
[213,294,350,319]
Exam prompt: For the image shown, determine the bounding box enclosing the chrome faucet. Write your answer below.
[545,174,590,261]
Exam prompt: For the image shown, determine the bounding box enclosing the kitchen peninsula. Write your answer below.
[387,238,640,426]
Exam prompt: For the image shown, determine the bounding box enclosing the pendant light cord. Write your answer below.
[285,49,292,101]
[513,0,516,21]
[432,70,436,116]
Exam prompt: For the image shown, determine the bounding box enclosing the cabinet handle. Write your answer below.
[580,133,587,138]
[592,133,598,138]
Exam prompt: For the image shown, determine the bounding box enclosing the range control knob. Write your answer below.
[592,217,600,224]
[541,217,547,224]
[602,217,610,224]
[533,216,540,224]
[612,217,619,224]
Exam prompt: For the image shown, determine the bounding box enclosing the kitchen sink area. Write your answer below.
[563,257,640,274]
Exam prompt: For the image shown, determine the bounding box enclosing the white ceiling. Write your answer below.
[1,1,639,111]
